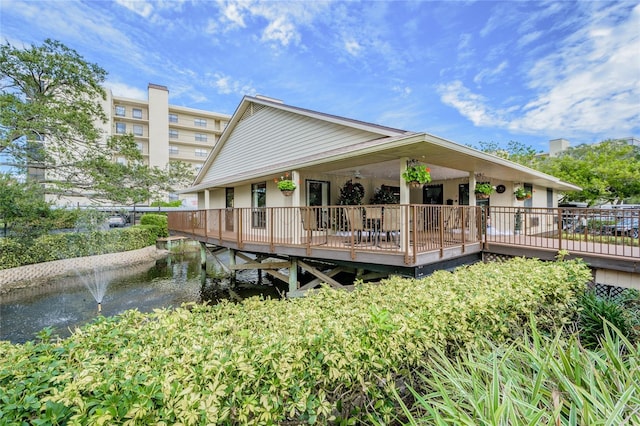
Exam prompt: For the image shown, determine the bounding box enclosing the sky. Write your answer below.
[1,0,639,152]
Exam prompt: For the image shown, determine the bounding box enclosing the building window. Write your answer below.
[194,118,207,127]
[115,105,125,116]
[116,157,127,165]
[133,125,143,136]
[195,133,207,142]
[169,145,179,155]
[169,129,178,139]
[132,108,142,119]
[116,122,126,134]
[251,182,266,228]
[524,183,533,207]
[195,148,208,157]
[169,113,178,123]
[136,142,143,152]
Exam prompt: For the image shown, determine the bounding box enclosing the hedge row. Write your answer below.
[0,226,162,270]
[0,257,592,424]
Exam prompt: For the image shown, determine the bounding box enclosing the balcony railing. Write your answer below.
[168,205,640,264]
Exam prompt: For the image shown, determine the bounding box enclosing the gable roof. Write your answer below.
[189,96,581,192]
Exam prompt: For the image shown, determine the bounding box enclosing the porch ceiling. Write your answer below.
[300,137,579,191]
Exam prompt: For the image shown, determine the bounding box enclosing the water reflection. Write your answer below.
[0,253,284,344]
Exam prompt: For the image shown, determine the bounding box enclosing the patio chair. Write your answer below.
[364,206,383,245]
[300,207,328,245]
[381,206,401,247]
[344,207,366,245]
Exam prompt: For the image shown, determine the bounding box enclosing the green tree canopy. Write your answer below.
[536,140,640,205]
[0,39,194,205]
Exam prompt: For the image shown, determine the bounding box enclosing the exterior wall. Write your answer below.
[147,84,170,169]
[200,104,386,183]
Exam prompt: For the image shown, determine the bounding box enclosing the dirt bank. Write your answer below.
[0,246,168,294]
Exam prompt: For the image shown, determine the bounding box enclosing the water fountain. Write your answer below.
[79,268,112,313]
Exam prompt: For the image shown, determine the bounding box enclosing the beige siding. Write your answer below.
[201,104,385,183]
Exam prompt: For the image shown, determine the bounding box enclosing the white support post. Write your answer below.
[468,172,476,206]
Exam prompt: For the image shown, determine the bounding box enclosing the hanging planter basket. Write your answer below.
[475,193,490,199]
[281,190,294,197]
[516,196,527,201]
[409,181,423,189]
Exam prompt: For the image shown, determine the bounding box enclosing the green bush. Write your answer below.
[0,258,592,424]
[392,321,640,425]
[140,213,168,237]
[578,290,637,349]
[0,227,157,270]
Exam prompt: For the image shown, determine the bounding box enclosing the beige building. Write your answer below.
[96,83,230,206]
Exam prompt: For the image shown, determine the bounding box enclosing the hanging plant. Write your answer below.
[402,163,431,187]
[514,187,532,200]
[474,183,494,199]
[274,172,296,192]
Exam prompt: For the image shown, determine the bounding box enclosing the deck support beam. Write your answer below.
[289,257,298,294]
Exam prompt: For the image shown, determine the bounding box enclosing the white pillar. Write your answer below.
[468,172,476,206]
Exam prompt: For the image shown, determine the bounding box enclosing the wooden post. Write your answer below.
[289,257,298,294]
[199,242,207,270]
[229,249,237,286]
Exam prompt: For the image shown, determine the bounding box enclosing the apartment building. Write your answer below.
[99,83,230,205]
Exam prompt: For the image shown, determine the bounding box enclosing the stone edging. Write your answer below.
[0,246,168,294]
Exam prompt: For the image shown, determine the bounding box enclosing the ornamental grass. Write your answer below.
[0,257,593,424]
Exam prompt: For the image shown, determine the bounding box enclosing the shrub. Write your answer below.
[140,213,168,237]
[578,290,637,349]
[0,258,592,424]
[0,227,157,270]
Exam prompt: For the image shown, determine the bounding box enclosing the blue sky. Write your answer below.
[1,0,639,152]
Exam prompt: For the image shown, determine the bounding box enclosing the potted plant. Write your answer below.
[274,172,296,196]
[514,187,531,201]
[402,163,431,188]
[474,183,494,199]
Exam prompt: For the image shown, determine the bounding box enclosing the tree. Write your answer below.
[536,140,640,205]
[0,39,192,205]
[0,173,53,239]
[469,140,541,167]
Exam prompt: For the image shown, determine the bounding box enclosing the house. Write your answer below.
[185,95,579,212]
[170,95,590,294]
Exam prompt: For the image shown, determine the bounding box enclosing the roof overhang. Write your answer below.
[182,132,581,194]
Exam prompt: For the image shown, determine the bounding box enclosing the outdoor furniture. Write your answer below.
[300,207,328,245]
[381,206,401,247]
[364,206,383,245]
[344,207,366,245]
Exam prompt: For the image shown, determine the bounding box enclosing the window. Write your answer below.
[169,113,178,123]
[195,133,207,142]
[116,157,127,165]
[116,122,126,134]
[133,125,143,136]
[136,142,143,152]
[169,145,179,155]
[169,129,178,139]
[132,108,142,119]
[252,182,266,228]
[524,183,533,207]
[115,105,125,116]
[194,118,207,127]
[195,148,208,157]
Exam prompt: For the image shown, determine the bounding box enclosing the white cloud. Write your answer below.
[115,0,153,18]
[262,16,299,46]
[344,39,361,56]
[210,73,256,97]
[106,81,147,100]
[219,1,246,28]
[437,81,505,127]
[473,61,508,86]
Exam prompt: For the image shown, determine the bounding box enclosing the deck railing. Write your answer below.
[168,204,483,262]
[168,205,640,262]
[486,206,639,258]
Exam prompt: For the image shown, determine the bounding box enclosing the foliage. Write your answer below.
[370,186,400,204]
[578,290,638,349]
[514,187,531,199]
[535,139,640,205]
[391,321,640,425]
[401,163,431,185]
[337,179,365,205]
[150,200,184,207]
[0,173,53,240]
[474,182,494,195]
[0,258,592,424]
[140,213,169,237]
[0,226,156,269]
[274,172,297,191]
[0,39,193,205]
[470,140,541,166]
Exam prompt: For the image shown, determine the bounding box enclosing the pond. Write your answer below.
[0,252,286,344]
